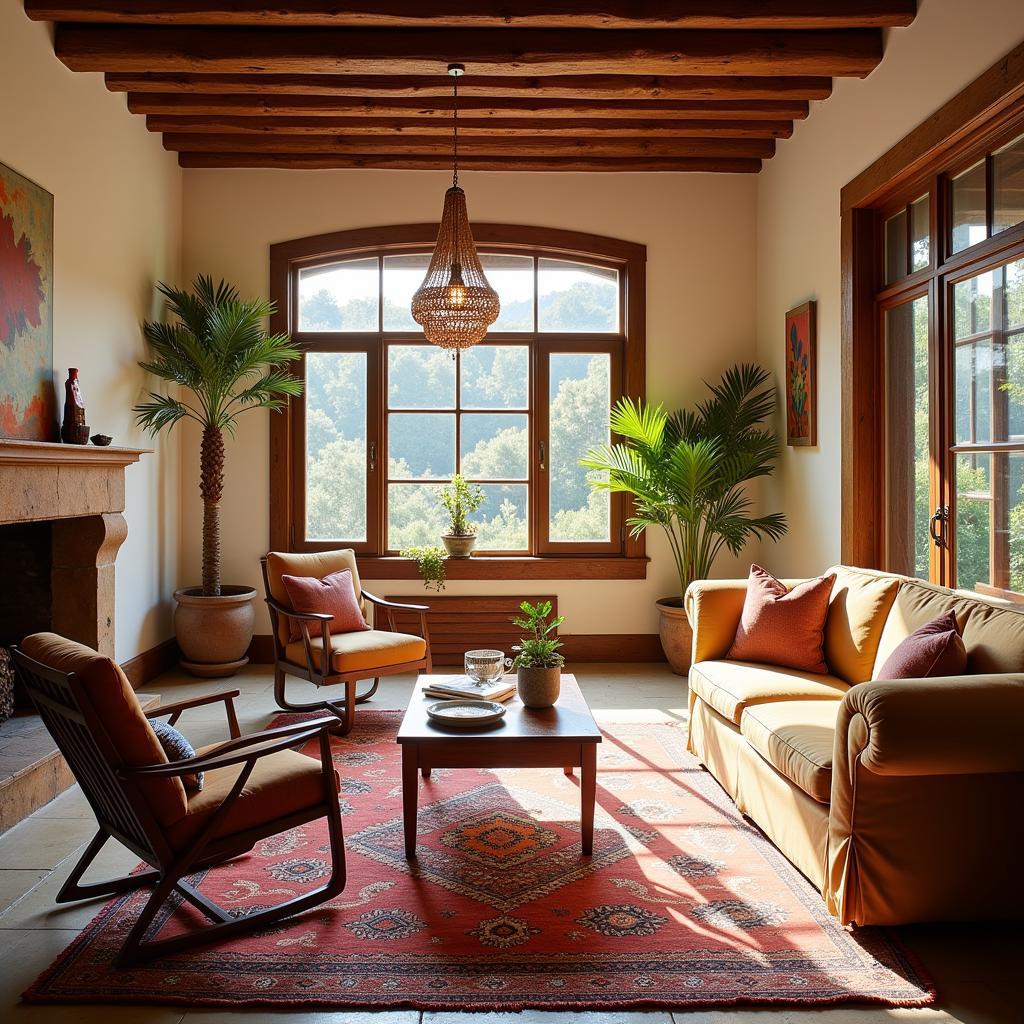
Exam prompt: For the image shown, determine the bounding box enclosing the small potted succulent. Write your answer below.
[511,600,565,709]
[439,474,485,558]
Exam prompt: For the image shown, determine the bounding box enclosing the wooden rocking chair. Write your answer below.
[12,632,347,966]
[261,549,431,735]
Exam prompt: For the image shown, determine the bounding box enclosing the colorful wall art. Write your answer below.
[785,300,816,447]
[0,160,54,440]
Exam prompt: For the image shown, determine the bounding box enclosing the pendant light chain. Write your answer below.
[452,70,459,189]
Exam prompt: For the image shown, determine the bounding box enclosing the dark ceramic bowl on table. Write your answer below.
[90,434,113,446]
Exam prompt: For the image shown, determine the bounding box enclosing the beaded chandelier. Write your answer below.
[411,64,500,353]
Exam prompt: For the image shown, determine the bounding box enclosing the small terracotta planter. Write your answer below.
[173,585,257,677]
[657,597,694,676]
[516,666,561,709]
[442,533,477,558]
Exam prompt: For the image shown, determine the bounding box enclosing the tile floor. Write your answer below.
[0,663,1017,1024]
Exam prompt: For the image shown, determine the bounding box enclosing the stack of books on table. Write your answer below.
[423,675,517,702]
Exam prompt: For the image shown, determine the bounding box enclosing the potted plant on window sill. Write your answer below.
[511,600,565,709]
[439,473,485,558]
[581,364,787,675]
[135,276,302,677]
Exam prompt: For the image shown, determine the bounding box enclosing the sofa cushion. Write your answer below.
[960,599,1024,674]
[727,565,836,673]
[740,700,840,804]
[689,660,849,726]
[281,568,370,642]
[824,566,900,684]
[166,745,337,851]
[877,610,967,680]
[285,628,426,674]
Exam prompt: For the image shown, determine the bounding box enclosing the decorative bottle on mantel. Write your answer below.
[60,368,89,445]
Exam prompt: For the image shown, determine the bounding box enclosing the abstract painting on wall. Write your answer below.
[785,300,816,447]
[0,160,54,441]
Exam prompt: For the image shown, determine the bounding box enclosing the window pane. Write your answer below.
[472,483,528,550]
[884,208,907,284]
[298,258,378,331]
[538,259,618,333]
[954,259,1024,445]
[911,194,930,271]
[956,451,1023,596]
[884,297,930,579]
[388,345,455,409]
[480,254,533,332]
[388,413,454,479]
[993,132,1024,236]
[549,352,611,543]
[383,254,429,331]
[950,160,987,254]
[388,483,447,550]
[461,413,529,480]
[460,345,529,409]
[305,352,367,541]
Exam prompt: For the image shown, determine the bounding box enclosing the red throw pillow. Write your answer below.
[876,610,967,680]
[281,569,369,643]
[727,564,836,674]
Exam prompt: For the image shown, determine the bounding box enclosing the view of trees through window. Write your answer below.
[299,251,620,553]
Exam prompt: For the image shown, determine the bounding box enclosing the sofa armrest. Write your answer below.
[684,579,749,664]
[840,675,1024,777]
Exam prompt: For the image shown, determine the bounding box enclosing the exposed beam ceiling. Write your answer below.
[23,1,918,171]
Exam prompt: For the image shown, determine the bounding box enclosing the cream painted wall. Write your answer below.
[0,7,183,661]
[756,0,1024,577]
[181,170,759,636]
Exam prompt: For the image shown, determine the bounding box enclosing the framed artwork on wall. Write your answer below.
[0,160,54,441]
[785,300,816,447]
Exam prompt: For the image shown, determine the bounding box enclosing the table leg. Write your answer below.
[563,766,573,776]
[581,743,596,856]
[402,744,418,858]
[421,767,432,779]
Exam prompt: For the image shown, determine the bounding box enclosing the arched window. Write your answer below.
[270,224,646,581]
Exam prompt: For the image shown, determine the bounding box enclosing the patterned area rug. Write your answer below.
[25,711,934,1011]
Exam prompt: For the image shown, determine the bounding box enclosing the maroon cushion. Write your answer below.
[281,569,369,643]
[877,610,967,680]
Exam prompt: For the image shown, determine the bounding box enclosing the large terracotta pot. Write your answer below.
[657,597,693,676]
[516,666,561,709]
[173,585,257,678]
[442,533,477,558]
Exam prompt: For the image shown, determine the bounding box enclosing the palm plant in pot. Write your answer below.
[511,600,565,708]
[581,364,787,675]
[135,276,302,677]
[439,474,485,558]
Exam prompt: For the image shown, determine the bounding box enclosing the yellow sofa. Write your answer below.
[685,565,1024,926]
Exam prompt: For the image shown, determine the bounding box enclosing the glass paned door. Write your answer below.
[951,257,1024,598]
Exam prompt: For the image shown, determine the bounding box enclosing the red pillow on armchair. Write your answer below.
[281,568,370,643]
[727,564,836,674]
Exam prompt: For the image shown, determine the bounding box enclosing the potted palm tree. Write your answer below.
[135,276,302,677]
[581,364,787,674]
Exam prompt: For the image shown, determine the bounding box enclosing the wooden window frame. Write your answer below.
[269,223,647,581]
[841,41,1024,583]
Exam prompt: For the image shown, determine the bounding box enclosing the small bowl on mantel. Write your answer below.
[90,433,113,446]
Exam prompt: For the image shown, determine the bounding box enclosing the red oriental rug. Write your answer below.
[25,711,934,1012]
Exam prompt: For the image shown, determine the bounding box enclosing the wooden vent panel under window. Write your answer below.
[384,595,556,666]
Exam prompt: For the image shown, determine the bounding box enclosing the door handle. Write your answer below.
[369,440,377,473]
[929,505,949,548]
[539,441,546,471]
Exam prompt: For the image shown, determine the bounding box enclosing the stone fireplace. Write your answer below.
[0,438,149,830]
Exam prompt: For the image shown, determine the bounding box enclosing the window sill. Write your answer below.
[356,556,649,581]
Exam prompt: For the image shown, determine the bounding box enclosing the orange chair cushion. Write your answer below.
[20,632,188,826]
[266,549,366,647]
[166,744,337,851]
[285,629,426,675]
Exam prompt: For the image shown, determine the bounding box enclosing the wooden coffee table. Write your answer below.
[397,673,601,858]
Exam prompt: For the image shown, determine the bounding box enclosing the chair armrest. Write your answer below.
[361,588,429,638]
[684,579,749,664]
[146,689,241,738]
[840,675,1024,777]
[264,594,333,623]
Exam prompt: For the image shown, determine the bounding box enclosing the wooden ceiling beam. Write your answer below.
[105,72,834,101]
[26,1,918,30]
[128,93,811,121]
[55,25,884,78]
[145,114,794,138]
[161,132,776,158]
[177,151,764,172]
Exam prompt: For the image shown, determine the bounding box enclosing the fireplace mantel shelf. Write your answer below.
[0,439,151,468]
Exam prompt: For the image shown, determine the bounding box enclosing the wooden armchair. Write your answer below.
[261,550,431,734]
[12,633,347,966]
